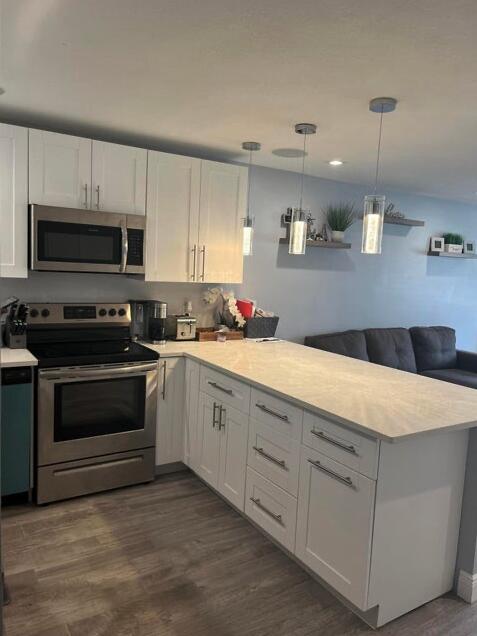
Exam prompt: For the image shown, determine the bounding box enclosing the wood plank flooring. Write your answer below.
[2,472,477,636]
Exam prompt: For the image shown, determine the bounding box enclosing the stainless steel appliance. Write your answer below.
[27,303,159,504]
[30,205,145,274]
[165,315,197,341]
[129,300,167,342]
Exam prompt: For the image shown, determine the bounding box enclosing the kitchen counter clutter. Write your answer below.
[144,338,477,627]
[0,347,38,368]
[144,339,477,441]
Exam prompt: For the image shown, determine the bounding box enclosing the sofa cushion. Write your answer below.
[364,328,417,373]
[304,330,369,361]
[420,368,477,390]
[410,326,457,371]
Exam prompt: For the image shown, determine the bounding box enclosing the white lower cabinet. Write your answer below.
[155,357,185,466]
[196,390,249,511]
[295,446,376,610]
[184,359,200,469]
[245,467,297,552]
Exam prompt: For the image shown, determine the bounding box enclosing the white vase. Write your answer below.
[445,244,463,254]
[331,230,344,243]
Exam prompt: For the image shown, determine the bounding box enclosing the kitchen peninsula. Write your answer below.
[142,339,477,627]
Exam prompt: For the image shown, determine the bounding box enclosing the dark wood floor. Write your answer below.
[2,472,477,636]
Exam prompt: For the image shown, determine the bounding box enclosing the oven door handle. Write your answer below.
[39,362,158,381]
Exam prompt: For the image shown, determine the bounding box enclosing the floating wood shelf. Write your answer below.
[359,215,425,227]
[279,238,351,249]
[428,251,477,259]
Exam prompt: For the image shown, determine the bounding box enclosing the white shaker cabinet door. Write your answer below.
[0,125,28,278]
[196,392,220,489]
[146,151,200,281]
[295,447,376,610]
[217,403,249,511]
[155,358,185,466]
[184,359,201,469]
[198,161,247,284]
[91,140,147,215]
[29,130,92,208]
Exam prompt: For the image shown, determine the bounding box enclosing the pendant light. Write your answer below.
[361,97,398,255]
[289,123,317,255]
[242,141,261,256]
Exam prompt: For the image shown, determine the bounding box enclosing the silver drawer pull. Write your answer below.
[250,497,284,525]
[308,459,354,489]
[252,446,287,470]
[208,381,233,396]
[256,403,289,422]
[310,429,357,455]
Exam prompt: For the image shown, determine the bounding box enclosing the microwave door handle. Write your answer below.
[120,223,128,273]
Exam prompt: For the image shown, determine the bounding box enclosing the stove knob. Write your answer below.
[30,309,39,318]
[98,308,107,317]
[118,308,126,317]
[108,308,117,317]
[41,308,50,318]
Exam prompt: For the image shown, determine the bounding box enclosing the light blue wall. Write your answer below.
[240,165,477,350]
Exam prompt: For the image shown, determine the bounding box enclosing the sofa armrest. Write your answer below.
[456,350,477,373]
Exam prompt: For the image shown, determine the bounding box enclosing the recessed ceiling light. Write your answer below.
[328,159,344,166]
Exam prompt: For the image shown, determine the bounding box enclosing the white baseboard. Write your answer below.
[457,570,477,603]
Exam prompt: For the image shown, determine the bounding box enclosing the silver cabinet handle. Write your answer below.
[95,185,100,209]
[83,183,88,208]
[219,405,226,430]
[212,401,219,428]
[200,245,206,280]
[250,497,283,525]
[208,381,233,396]
[191,245,197,281]
[162,360,167,399]
[252,446,287,470]
[256,403,289,422]
[308,458,354,489]
[310,429,357,455]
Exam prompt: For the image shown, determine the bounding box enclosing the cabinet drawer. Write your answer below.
[248,418,300,496]
[250,388,303,439]
[200,366,250,414]
[303,411,379,480]
[245,467,297,553]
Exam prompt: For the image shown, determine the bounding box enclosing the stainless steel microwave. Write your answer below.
[30,205,145,274]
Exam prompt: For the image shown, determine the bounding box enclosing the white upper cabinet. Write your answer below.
[146,151,200,281]
[0,125,28,278]
[29,130,92,208]
[91,141,147,215]
[198,161,248,284]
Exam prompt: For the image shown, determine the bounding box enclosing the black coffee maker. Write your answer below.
[129,300,168,343]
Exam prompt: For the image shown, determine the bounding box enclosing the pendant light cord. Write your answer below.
[373,106,384,194]
[299,133,307,210]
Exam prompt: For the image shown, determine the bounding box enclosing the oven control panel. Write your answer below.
[28,303,131,325]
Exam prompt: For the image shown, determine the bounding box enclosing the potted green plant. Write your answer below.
[443,233,464,254]
[323,202,355,243]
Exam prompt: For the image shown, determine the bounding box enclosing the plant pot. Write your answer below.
[445,244,463,254]
[331,230,344,243]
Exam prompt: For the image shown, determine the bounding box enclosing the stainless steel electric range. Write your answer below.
[27,303,159,504]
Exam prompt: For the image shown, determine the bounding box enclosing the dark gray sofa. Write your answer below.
[305,326,477,389]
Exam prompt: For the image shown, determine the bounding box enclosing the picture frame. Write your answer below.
[464,240,475,254]
[430,236,445,252]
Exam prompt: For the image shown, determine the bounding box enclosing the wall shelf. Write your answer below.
[359,215,425,227]
[279,238,351,249]
[428,251,477,259]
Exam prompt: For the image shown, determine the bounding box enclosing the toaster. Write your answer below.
[165,315,197,341]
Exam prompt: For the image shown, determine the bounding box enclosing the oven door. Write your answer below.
[37,361,158,466]
[30,205,128,274]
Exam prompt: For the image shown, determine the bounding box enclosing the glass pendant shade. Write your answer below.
[361,195,385,254]
[243,216,254,256]
[289,208,307,255]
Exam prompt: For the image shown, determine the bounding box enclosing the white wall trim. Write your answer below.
[457,570,477,603]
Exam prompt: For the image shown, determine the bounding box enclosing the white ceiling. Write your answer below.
[1,0,477,203]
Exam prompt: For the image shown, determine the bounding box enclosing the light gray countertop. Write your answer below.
[0,347,38,368]
[144,339,477,443]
